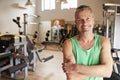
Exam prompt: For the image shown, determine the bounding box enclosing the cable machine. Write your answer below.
[103,3,120,80]
[23,13,41,42]
[103,3,120,49]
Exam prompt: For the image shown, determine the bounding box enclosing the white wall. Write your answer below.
[0,0,37,34]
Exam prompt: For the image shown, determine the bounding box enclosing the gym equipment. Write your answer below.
[0,12,54,79]
[93,24,106,36]
[23,14,54,62]
[26,34,54,71]
[45,30,50,41]
[59,24,79,47]
[13,17,23,35]
[13,17,21,28]
[0,33,54,80]
[104,48,120,80]
[42,27,64,50]
[103,3,120,80]
[112,48,120,75]
[59,28,67,47]
[0,34,28,80]
[23,13,40,36]
[51,26,62,41]
[103,3,120,49]
[15,13,54,66]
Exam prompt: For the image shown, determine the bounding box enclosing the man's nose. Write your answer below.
[82,20,87,25]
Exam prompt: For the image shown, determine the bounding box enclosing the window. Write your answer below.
[61,0,77,10]
[41,0,55,11]
[41,0,77,11]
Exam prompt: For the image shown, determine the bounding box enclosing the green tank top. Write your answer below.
[71,34,103,80]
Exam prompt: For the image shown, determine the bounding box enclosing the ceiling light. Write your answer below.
[25,0,35,7]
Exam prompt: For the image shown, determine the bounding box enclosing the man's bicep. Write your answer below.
[100,38,113,65]
[62,40,76,63]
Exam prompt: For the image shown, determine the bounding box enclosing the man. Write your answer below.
[62,5,113,80]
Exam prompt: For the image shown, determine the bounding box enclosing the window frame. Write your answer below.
[41,0,55,11]
[61,0,77,10]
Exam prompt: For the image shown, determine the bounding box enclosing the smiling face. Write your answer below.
[75,8,95,33]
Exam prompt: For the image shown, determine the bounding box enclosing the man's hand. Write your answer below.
[62,58,77,73]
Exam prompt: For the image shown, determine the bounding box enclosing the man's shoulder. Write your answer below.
[63,38,72,46]
[99,35,109,41]
[99,35,110,46]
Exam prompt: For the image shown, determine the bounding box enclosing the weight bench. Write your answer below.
[0,34,28,80]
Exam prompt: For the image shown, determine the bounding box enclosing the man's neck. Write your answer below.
[78,33,94,43]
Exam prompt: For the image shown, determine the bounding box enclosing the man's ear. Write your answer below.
[75,20,77,25]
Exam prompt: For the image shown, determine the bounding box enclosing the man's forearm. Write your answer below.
[75,64,112,77]
[66,73,88,80]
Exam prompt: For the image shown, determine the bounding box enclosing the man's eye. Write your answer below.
[87,17,91,21]
[76,19,82,22]
[77,20,81,21]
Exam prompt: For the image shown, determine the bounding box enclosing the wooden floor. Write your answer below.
[0,46,66,80]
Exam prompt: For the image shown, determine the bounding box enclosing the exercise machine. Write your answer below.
[0,14,54,79]
[0,34,28,80]
[103,3,120,80]
[0,33,54,80]
[104,48,120,80]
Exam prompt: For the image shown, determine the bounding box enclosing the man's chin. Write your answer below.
[82,28,89,31]
[82,29,90,33]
